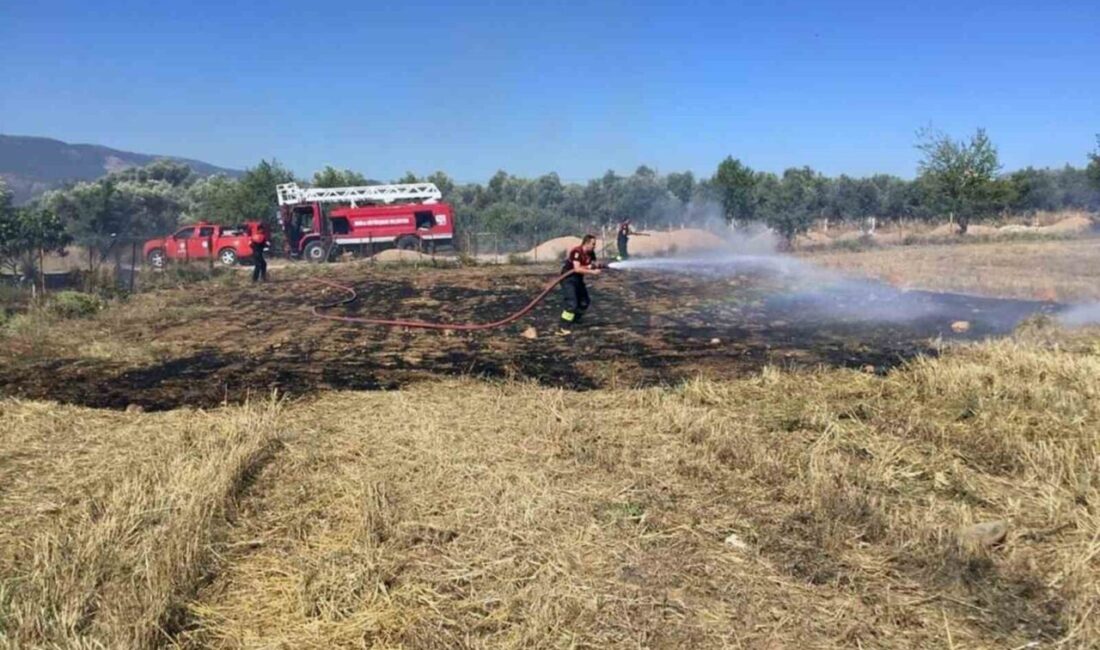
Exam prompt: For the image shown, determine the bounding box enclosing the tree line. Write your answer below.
[1,130,1098,274]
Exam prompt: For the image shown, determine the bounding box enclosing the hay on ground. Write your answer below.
[172,339,1100,648]
[0,398,282,649]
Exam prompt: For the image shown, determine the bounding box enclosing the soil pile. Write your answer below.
[372,249,432,263]
[521,236,583,261]
[617,228,729,256]
[1040,215,1092,234]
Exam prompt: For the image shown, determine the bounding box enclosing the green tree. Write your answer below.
[756,167,826,245]
[1007,168,1058,213]
[869,175,911,220]
[916,128,1002,234]
[183,175,240,223]
[618,167,672,223]
[235,160,296,227]
[44,180,128,271]
[312,166,368,188]
[9,206,69,281]
[186,166,288,227]
[713,157,758,224]
[0,182,24,274]
[112,159,196,187]
[426,171,456,198]
[487,170,525,204]
[830,175,881,221]
[666,171,695,204]
[527,173,565,208]
[1088,136,1100,192]
[115,180,185,235]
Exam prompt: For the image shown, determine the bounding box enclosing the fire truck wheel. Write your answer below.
[218,248,238,266]
[304,241,328,263]
[148,248,166,269]
[396,235,421,251]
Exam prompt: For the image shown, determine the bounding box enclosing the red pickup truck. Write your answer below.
[144,221,261,268]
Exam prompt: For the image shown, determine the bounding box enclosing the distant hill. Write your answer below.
[0,135,242,204]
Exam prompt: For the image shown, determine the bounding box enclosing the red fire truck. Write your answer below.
[277,182,455,262]
[143,221,261,268]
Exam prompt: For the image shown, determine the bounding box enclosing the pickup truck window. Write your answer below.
[198,226,216,237]
[175,227,196,239]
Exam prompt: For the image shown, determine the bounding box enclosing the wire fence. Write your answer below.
[0,234,252,301]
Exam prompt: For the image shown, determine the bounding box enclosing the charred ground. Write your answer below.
[0,263,1059,410]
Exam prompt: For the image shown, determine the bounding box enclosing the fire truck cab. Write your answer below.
[277,182,454,262]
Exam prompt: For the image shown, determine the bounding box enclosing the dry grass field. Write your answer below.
[807,237,1100,302]
[2,335,1099,648]
[2,238,1100,648]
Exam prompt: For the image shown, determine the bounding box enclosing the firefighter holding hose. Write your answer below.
[559,234,600,335]
[616,219,647,261]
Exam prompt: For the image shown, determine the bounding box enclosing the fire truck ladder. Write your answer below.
[276,182,442,207]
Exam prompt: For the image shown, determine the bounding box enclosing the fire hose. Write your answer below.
[311,268,597,331]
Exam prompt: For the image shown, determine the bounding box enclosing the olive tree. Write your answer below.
[916,128,1002,234]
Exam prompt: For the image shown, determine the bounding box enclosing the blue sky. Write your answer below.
[2,0,1097,182]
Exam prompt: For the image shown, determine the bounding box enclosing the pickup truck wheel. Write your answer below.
[147,248,166,269]
[304,241,328,263]
[218,248,238,266]
[396,235,420,251]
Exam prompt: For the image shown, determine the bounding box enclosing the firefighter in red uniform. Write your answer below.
[559,234,600,335]
[250,223,269,282]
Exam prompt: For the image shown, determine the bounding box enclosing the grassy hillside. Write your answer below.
[0,134,241,204]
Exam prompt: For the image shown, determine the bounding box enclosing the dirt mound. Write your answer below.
[929,223,958,237]
[521,229,728,262]
[664,228,729,252]
[522,236,583,261]
[967,224,998,236]
[1040,215,1092,234]
[622,228,729,256]
[372,249,431,263]
[999,224,1036,234]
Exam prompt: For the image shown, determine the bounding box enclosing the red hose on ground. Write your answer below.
[310,270,576,330]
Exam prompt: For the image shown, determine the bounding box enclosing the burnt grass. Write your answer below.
[0,264,1060,410]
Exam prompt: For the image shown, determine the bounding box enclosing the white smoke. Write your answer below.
[1057,302,1100,327]
[614,202,1055,330]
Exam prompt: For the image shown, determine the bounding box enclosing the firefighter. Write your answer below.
[250,223,269,282]
[559,234,600,335]
[616,219,647,260]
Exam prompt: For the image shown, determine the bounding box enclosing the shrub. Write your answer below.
[47,291,104,319]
